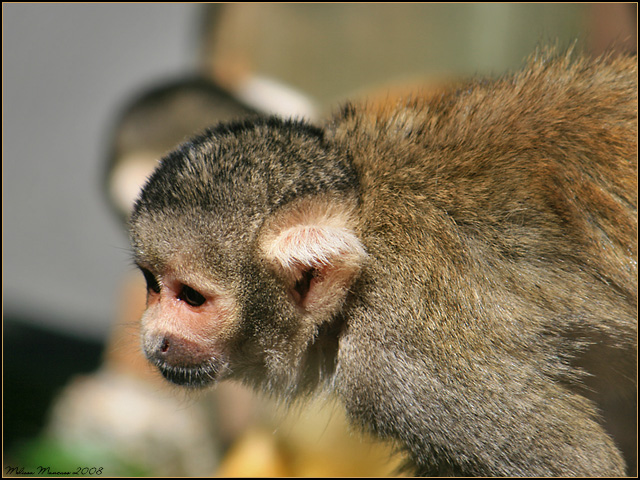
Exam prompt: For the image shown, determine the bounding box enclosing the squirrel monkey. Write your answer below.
[129,51,637,476]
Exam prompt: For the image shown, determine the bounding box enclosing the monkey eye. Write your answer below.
[178,285,206,307]
[140,267,161,294]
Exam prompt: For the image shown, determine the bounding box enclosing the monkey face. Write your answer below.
[131,196,367,392]
[129,118,366,393]
[135,256,240,388]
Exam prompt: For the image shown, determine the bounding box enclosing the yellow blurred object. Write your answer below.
[216,398,405,477]
[216,429,293,477]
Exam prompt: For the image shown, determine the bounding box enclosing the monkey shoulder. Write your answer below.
[330,52,636,154]
[327,52,637,214]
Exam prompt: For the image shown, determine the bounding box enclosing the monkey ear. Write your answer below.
[260,200,366,318]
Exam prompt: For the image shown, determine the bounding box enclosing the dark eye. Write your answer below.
[140,268,160,294]
[179,285,206,307]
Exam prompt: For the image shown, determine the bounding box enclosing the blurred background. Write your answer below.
[3,3,636,477]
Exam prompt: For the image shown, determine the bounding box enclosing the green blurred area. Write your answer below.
[6,437,151,477]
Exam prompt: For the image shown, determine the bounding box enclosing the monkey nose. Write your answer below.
[144,333,211,368]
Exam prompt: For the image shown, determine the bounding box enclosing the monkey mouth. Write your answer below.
[152,359,225,388]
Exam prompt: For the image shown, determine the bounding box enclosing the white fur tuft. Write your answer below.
[266,225,366,273]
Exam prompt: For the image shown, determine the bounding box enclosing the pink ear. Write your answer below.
[260,205,366,318]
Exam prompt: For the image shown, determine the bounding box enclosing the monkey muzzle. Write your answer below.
[143,333,228,388]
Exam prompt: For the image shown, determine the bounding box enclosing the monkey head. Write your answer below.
[129,118,366,395]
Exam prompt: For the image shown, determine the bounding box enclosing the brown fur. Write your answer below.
[130,50,637,476]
